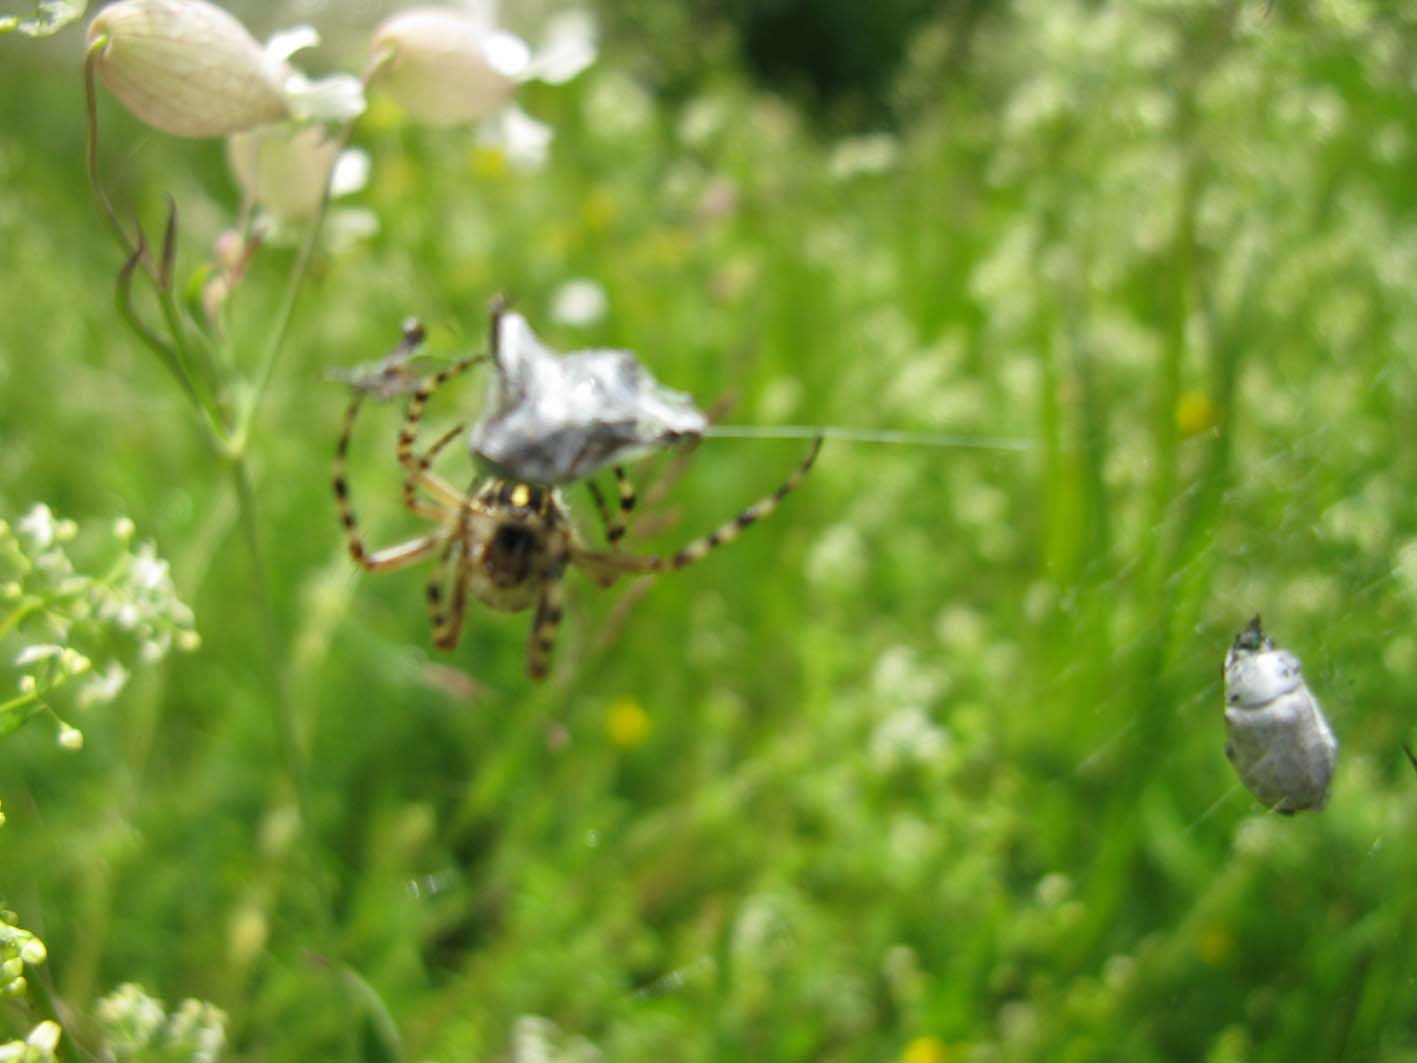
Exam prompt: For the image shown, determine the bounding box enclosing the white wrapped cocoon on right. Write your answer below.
[1223,616,1337,814]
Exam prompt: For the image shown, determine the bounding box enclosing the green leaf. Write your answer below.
[0,1,86,37]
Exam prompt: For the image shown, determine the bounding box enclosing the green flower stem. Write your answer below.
[0,598,42,640]
[0,689,40,718]
[239,117,357,443]
[229,458,358,1063]
[157,280,225,431]
[83,37,135,263]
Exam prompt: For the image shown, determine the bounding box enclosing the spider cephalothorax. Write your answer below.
[332,311,821,679]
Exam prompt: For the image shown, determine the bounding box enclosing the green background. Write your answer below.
[3,1,1417,1059]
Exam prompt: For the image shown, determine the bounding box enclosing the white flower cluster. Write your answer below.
[1,907,48,1000]
[95,983,226,1063]
[0,1021,61,1063]
[0,804,60,1061]
[1,505,199,747]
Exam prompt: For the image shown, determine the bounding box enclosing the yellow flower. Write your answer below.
[1199,925,1233,966]
[1175,388,1216,439]
[606,696,651,748]
[902,1036,953,1063]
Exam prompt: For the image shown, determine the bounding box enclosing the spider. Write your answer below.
[331,318,822,680]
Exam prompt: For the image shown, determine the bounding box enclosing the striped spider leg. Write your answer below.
[571,435,824,586]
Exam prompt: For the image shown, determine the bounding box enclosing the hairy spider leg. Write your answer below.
[584,479,613,539]
[403,421,466,514]
[575,436,823,581]
[426,536,459,643]
[395,354,487,509]
[333,391,454,571]
[584,466,638,546]
[437,517,476,652]
[527,532,572,679]
[607,466,636,543]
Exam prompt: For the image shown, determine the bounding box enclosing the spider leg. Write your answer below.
[607,466,636,544]
[583,467,637,546]
[354,534,450,573]
[573,436,823,579]
[404,421,467,515]
[585,478,613,538]
[527,533,571,679]
[426,537,458,644]
[396,354,487,508]
[435,505,479,652]
[334,391,457,570]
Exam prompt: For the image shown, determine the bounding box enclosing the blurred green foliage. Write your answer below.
[3,1,1417,1061]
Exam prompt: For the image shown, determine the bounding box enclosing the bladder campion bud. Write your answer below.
[368,6,528,125]
[86,0,290,137]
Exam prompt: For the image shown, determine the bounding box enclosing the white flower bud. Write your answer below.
[113,516,136,542]
[1223,616,1338,814]
[26,1020,62,1055]
[87,0,290,137]
[60,648,92,676]
[58,725,85,752]
[19,939,47,967]
[369,7,529,125]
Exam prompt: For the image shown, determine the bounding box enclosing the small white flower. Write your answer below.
[26,1021,61,1055]
[80,662,131,708]
[58,725,85,752]
[17,504,55,548]
[14,644,64,668]
[549,278,608,327]
[262,25,366,125]
[130,547,170,591]
[481,104,552,169]
[59,648,92,676]
[113,516,136,542]
[829,132,901,180]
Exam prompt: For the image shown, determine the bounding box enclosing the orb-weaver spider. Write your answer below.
[331,316,822,679]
